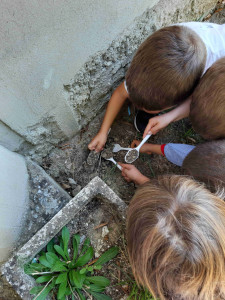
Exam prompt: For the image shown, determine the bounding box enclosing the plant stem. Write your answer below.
[68,280,79,299]
[30,271,55,276]
[83,288,92,299]
[33,276,55,300]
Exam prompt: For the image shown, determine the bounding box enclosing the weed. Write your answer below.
[183,127,195,138]
[24,227,119,300]
[147,161,155,178]
[127,281,154,300]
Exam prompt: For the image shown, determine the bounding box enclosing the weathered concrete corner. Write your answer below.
[1,177,126,299]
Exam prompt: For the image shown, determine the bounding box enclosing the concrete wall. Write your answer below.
[0,0,217,160]
[0,146,28,262]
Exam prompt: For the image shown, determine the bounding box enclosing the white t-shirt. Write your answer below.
[124,22,225,93]
[179,22,225,74]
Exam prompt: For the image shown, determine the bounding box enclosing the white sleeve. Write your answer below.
[164,143,196,167]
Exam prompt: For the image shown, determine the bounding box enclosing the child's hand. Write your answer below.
[131,140,152,154]
[88,132,107,152]
[143,113,172,137]
[119,163,150,185]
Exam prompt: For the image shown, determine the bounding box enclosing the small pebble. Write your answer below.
[68,178,76,185]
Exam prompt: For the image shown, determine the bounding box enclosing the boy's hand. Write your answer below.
[88,132,107,152]
[131,140,152,154]
[119,163,150,185]
[143,113,172,137]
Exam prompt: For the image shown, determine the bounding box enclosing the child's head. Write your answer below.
[127,175,225,300]
[182,140,225,186]
[125,25,206,111]
[190,57,225,140]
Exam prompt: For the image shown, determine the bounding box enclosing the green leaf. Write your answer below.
[68,270,74,286]
[57,281,67,299]
[46,252,61,262]
[64,287,72,296]
[46,253,58,266]
[72,234,80,262]
[51,261,68,272]
[87,276,110,287]
[39,255,52,269]
[94,265,102,270]
[62,227,70,260]
[71,270,85,289]
[30,286,43,295]
[94,247,119,266]
[36,275,53,283]
[79,268,87,275]
[24,264,43,275]
[29,263,44,272]
[80,238,91,255]
[75,247,94,267]
[55,272,68,284]
[54,245,67,261]
[75,288,86,300]
[35,285,53,300]
[88,290,112,300]
[47,239,55,253]
[88,266,93,272]
[89,284,105,292]
[67,261,76,269]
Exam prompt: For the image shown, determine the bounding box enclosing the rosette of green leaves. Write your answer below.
[24,227,119,300]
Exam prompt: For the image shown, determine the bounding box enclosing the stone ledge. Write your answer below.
[1,176,126,300]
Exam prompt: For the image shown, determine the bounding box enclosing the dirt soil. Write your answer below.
[42,100,203,204]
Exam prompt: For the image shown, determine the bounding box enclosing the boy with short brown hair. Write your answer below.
[88,22,225,151]
[182,139,225,185]
[125,25,206,111]
[190,57,225,140]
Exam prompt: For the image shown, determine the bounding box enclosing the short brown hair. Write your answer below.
[182,140,225,187]
[125,26,206,110]
[127,175,225,300]
[190,57,225,140]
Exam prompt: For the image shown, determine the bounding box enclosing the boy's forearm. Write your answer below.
[138,175,150,185]
[145,144,163,155]
[99,82,128,134]
[166,97,191,123]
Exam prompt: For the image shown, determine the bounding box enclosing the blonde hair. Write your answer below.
[127,175,225,300]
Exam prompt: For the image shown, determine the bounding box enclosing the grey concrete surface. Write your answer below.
[1,177,126,300]
[16,159,72,248]
[0,155,71,299]
[0,146,28,263]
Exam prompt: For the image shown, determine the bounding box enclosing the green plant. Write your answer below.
[127,281,154,300]
[24,227,119,300]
